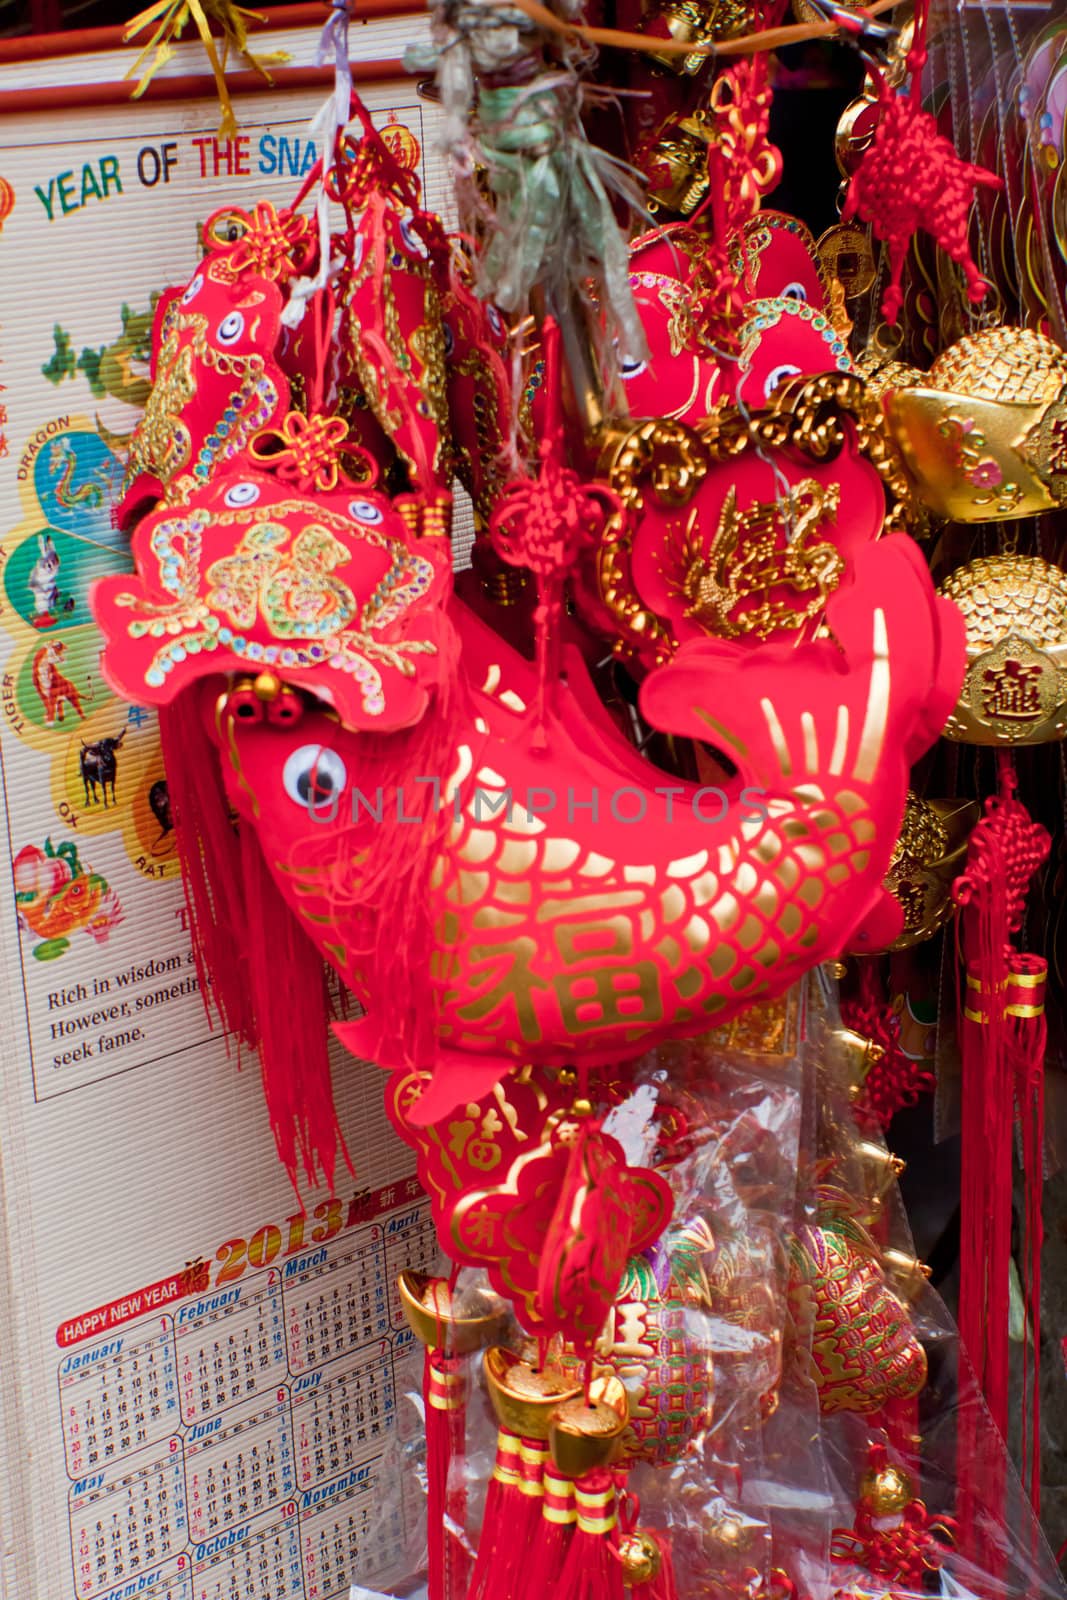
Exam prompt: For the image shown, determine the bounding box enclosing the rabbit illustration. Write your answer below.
[27,534,75,629]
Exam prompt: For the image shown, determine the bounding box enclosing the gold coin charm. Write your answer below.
[817,224,877,300]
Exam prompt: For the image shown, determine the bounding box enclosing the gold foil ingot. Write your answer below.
[859,1459,914,1515]
[938,555,1067,746]
[883,327,1067,523]
[883,795,980,947]
[483,1347,582,1440]
[618,1530,662,1586]
[548,1375,630,1476]
[397,1271,510,1355]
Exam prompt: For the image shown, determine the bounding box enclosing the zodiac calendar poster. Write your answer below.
[0,21,449,1600]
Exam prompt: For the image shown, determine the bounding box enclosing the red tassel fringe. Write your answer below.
[556,1470,624,1600]
[466,1432,548,1600]
[518,1468,575,1597]
[425,1349,470,1600]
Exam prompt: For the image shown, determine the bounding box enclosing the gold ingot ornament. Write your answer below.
[883,326,1067,522]
[937,555,1067,745]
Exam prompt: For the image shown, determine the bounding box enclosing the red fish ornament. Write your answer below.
[96,439,964,1162]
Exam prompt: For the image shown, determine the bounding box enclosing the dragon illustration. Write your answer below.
[48,437,105,509]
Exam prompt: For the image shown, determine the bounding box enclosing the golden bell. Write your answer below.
[859,1459,914,1515]
[883,327,1067,522]
[883,795,980,947]
[647,0,751,72]
[881,1248,933,1303]
[853,1138,906,1198]
[835,1028,886,1099]
[548,1375,630,1476]
[937,555,1067,745]
[618,1530,662,1586]
[397,1271,510,1355]
[483,1347,582,1441]
[702,1508,757,1562]
[644,111,714,217]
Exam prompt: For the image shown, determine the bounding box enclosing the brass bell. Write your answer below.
[835,1028,887,1099]
[643,111,715,217]
[883,794,979,947]
[646,0,751,73]
[881,1248,933,1303]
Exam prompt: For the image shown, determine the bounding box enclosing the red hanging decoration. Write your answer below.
[489,318,620,741]
[952,752,1049,1536]
[841,0,1002,324]
[831,1444,958,1587]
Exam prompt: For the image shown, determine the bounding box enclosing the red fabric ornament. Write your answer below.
[841,962,936,1130]
[841,0,1001,324]
[329,121,453,498]
[385,1065,673,1348]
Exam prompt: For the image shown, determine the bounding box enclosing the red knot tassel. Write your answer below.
[952,753,1049,1554]
[425,1349,470,1600]
[555,1470,625,1600]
